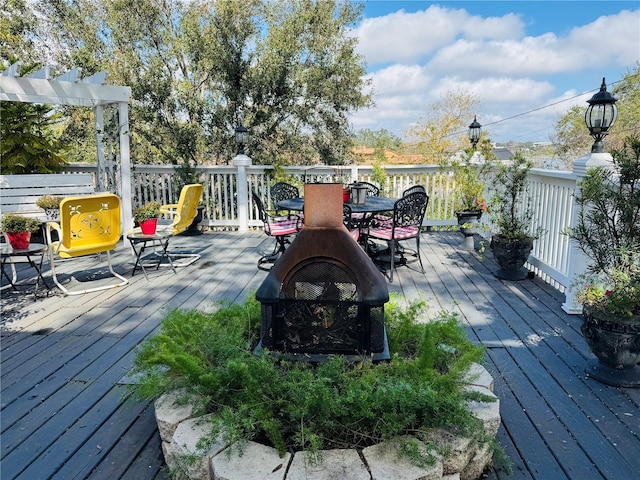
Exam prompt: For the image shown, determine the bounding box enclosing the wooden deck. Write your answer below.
[1,230,639,480]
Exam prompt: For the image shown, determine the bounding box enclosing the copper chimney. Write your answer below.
[255,184,389,361]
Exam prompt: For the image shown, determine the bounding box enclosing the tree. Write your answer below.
[353,128,402,163]
[406,90,480,164]
[551,105,592,167]
[1,2,68,174]
[1,100,68,173]
[34,0,370,166]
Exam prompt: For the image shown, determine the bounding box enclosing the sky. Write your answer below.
[347,1,640,144]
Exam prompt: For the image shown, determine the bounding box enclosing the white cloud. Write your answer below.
[354,5,524,65]
[349,6,640,143]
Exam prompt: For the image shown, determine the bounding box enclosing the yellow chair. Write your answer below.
[46,193,129,295]
[156,184,203,266]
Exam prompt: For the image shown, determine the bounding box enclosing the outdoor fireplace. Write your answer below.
[255,183,389,361]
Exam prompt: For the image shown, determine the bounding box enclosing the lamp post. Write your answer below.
[235,123,248,155]
[468,116,482,150]
[585,78,617,153]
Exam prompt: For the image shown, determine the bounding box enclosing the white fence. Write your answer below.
[63,161,578,296]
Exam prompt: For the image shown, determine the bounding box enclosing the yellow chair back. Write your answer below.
[56,193,121,258]
[161,184,203,235]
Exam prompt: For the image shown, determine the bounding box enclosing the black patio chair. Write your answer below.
[350,181,380,197]
[252,190,302,271]
[343,204,360,243]
[402,185,426,196]
[270,182,300,216]
[367,191,429,282]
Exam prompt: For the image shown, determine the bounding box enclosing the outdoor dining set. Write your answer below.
[253,181,429,282]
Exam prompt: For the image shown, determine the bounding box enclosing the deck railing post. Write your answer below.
[562,151,614,314]
[233,153,252,233]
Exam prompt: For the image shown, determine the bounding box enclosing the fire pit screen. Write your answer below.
[255,183,389,362]
[260,259,386,356]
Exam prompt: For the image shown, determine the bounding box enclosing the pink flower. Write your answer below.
[605,290,613,296]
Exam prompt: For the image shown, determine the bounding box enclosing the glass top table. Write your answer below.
[1,242,51,296]
[277,196,396,214]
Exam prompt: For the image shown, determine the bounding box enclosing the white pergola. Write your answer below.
[0,61,133,236]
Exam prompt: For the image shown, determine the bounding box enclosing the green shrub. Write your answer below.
[1,214,41,233]
[131,295,490,463]
[133,201,162,223]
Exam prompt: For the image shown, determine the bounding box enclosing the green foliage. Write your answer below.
[371,164,388,195]
[447,149,490,212]
[489,153,541,240]
[34,0,370,166]
[0,101,68,174]
[133,201,162,223]
[36,195,63,209]
[570,136,640,316]
[132,295,488,464]
[407,90,480,164]
[1,214,41,233]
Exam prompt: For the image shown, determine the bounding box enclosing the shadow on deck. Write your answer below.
[1,230,638,479]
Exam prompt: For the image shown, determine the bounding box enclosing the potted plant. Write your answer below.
[36,195,63,221]
[449,148,490,249]
[1,214,42,249]
[488,152,542,280]
[569,136,640,386]
[133,201,162,235]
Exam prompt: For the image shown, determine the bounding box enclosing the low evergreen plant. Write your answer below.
[131,295,495,466]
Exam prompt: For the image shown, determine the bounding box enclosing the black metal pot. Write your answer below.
[581,307,640,387]
[182,205,205,236]
[455,210,483,250]
[490,235,533,280]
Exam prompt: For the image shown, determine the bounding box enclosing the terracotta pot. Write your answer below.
[139,218,158,235]
[6,231,31,249]
[490,235,533,280]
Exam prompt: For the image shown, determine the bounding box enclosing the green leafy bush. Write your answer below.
[1,214,41,233]
[131,295,488,461]
[133,201,162,223]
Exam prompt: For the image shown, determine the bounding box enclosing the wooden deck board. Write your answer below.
[2,230,639,480]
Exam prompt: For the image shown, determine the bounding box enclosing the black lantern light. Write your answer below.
[585,78,618,153]
[235,123,248,155]
[468,116,482,150]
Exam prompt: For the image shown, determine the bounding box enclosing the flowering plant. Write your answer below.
[574,263,640,316]
[570,136,640,319]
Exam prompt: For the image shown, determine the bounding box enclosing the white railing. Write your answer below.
[62,161,577,295]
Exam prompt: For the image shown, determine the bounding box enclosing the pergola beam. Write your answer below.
[0,76,130,107]
[0,63,133,245]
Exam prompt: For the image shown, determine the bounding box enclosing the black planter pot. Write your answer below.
[581,307,640,387]
[455,211,483,250]
[490,235,533,280]
[181,205,205,236]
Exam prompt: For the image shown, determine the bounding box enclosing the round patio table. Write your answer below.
[1,242,51,297]
[277,196,396,214]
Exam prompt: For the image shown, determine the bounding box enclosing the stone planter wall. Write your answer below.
[155,363,500,480]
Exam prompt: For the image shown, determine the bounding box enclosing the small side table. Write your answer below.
[127,231,177,280]
[1,242,51,297]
